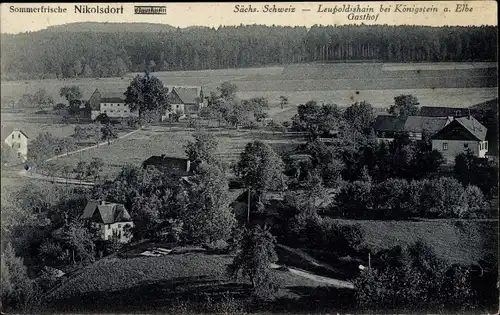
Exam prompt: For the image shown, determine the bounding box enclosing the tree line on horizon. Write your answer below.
[1,24,497,80]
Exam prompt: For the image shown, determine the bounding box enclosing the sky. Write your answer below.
[0,1,497,34]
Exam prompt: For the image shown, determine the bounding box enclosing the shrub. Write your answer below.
[456,185,488,218]
[355,240,478,312]
[53,103,66,110]
[335,180,373,217]
[373,178,411,218]
[420,177,464,218]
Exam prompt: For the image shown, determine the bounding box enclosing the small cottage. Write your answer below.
[82,200,134,243]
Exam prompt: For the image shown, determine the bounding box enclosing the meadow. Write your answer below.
[335,219,498,266]
[47,126,305,179]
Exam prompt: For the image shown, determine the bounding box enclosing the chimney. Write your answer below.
[100,200,106,205]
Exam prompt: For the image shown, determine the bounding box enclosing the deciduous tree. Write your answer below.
[234,141,287,223]
[124,72,169,120]
[227,225,278,299]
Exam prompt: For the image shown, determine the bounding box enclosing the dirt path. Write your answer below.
[18,169,95,186]
[270,263,355,289]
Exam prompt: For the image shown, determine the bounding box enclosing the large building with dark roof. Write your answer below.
[419,106,471,118]
[372,115,406,142]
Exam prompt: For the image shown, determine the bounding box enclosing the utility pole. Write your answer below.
[368,252,371,269]
[247,187,251,225]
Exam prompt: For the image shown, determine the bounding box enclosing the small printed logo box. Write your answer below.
[134,6,167,15]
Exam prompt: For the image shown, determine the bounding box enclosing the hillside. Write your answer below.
[1,24,496,81]
[43,22,178,33]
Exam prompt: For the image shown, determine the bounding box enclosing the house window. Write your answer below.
[110,104,113,107]
[18,134,21,139]
[107,224,110,229]
[11,134,14,139]
[124,110,127,113]
[464,143,468,149]
[485,142,488,150]
[443,143,448,151]
[17,152,21,158]
[118,224,121,228]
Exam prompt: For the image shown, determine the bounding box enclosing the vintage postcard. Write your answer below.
[1,1,498,314]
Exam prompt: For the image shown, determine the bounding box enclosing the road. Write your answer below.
[270,263,355,289]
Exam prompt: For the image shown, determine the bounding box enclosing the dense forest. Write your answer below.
[1,23,497,80]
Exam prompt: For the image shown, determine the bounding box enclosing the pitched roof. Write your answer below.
[403,116,451,134]
[82,200,132,224]
[100,91,126,103]
[1,126,29,140]
[431,116,487,141]
[170,87,201,104]
[454,116,487,141]
[143,155,192,175]
[419,106,470,117]
[373,115,405,132]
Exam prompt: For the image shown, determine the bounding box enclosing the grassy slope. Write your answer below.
[334,219,498,265]
[44,252,341,313]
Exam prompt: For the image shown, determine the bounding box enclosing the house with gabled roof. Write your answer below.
[82,200,134,243]
[163,86,204,121]
[1,126,29,162]
[431,115,488,164]
[142,155,193,177]
[403,116,453,141]
[88,89,139,120]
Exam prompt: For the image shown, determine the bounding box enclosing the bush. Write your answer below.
[335,180,373,217]
[419,177,464,218]
[373,178,411,218]
[304,218,364,257]
[355,240,478,312]
[53,103,67,110]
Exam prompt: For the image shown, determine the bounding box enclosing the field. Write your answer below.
[43,252,353,313]
[335,219,498,266]
[1,62,497,108]
[47,126,304,178]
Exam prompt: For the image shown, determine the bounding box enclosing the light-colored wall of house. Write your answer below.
[91,110,101,120]
[408,132,423,141]
[4,131,28,161]
[93,221,134,243]
[432,139,487,163]
[162,104,186,121]
[100,103,138,118]
[376,137,394,144]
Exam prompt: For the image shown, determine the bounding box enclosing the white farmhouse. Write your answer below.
[82,200,134,243]
[431,115,488,164]
[88,89,139,120]
[2,126,29,162]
